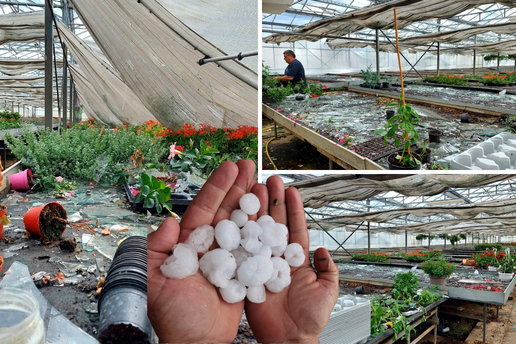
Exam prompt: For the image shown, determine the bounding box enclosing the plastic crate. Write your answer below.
[320,296,371,344]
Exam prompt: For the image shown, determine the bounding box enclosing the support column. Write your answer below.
[367,222,370,254]
[497,53,500,74]
[45,0,53,129]
[473,36,477,75]
[436,19,441,75]
[405,230,408,254]
[70,83,74,125]
[376,29,380,83]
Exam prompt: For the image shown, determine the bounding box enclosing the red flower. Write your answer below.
[311,93,317,98]
[323,85,328,89]
[447,265,450,267]
[487,264,489,267]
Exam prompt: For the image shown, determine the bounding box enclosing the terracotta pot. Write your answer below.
[0,256,3,272]
[23,202,67,241]
[429,275,446,286]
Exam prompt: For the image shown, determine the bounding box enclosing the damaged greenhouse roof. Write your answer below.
[271,174,516,235]
[0,182,167,342]
[263,0,516,53]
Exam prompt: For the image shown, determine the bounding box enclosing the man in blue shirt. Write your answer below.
[273,50,307,89]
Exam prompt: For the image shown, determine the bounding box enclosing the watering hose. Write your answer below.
[265,135,288,170]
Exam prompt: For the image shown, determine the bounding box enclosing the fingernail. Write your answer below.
[316,257,328,271]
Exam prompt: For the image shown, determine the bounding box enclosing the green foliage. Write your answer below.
[415,234,437,243]
[474,243,502,251]
[424,74,468,86]
[498,254,515,273]
[0,109,22,130]
[449,235,463,246]
[421,260,456,278]
[418,286,441,307]
[7,126,167,190]
[170,140,219,177]
[360,65,379,87]
[134,173,172,214]
[352,252,390,263]
[391,271,419,301]
[375,94,421,167]
[404,250,444,262]
[484,54,516,62]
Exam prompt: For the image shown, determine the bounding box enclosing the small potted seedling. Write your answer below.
[375,94,422,169]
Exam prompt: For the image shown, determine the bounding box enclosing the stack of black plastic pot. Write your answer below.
[98,236,152,344]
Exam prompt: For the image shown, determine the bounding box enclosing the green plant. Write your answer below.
[134,173,172,214]
[170,140,219,177]
[7,126,167,191]
[375,94,421,167]
[421,260,456,278]
[404,250,444,262]
[498,254,515,273]
[474,243,502,251]
[417,290,435,307]
[427,162,450,170]
[391,271,419,301]
[423,74,468,86]
[474,250,504,269]
[352,252,390,263]
[449,235,463,247]
[415,234,437,246]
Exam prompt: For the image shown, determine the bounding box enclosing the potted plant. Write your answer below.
[375,94,422,170]
[383,75,392,88]
[421,260,456,286]
[498,255,515,282]
[133,173,173,214]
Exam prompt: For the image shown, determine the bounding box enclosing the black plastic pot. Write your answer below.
[374,83,381,89]
[460,113,469,123]
[382,82,390,88]
[361,84,371,89]
[386,110,395,120]
[500,114,509,122]
[98,287,152,344]
[356,286,364,294]
[428,130,443,143]
[295,94,305,101]
[415,148,431,164]
[387,153,422,170]
[124,181,197,214]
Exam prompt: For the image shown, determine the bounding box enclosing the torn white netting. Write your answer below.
[400,22,516,44]
[307,198,516,227]
[443,39,516,54]
[291,174,514,209]
[0,76,45,86]
[68,64,122,127]
[157,0,258,72]
[263,0,516,44]
[71,0,257,129]
[0,59,63,76]
[56,22,157,126]
[0,12,44,29]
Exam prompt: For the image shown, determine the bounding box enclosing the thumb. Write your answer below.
[148,217,180,254]
[313,247,339,289]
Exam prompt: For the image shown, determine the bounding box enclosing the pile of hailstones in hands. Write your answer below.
[160,193,305,304]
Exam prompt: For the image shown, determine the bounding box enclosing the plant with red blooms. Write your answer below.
[135,120,172,138]
[421,260,456,278]
[474,250,504,269]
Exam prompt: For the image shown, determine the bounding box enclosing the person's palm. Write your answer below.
[245,176,340,343]
[147,161,257,343]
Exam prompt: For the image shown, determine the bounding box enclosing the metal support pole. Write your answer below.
[61,0,69,130]
[437,19,441,75]
[404,43,434,78]
[69,83,74,125]
[473,50,476,75]
[274,122,277,138]
[45,0,53,129]
[405,230,408,253]
[197,50,258,65]
[380,30,424,79]
[497,53,500,74]
[375,29,380,83]
[367,222,371,254]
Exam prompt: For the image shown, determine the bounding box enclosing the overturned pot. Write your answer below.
[23,202,67,241]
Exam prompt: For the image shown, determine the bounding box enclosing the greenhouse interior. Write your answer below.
[262,0,516,171]
[255,173,516,344]
[0,0,258,343]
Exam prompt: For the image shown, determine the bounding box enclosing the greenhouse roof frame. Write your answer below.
[262,0,516,53]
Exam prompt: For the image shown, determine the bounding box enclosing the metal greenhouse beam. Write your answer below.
[45,0,53,129]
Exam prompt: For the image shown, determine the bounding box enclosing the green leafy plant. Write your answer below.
[404,250,444,262]
[170,140,220,177]
[421,260,456,278]
[134,173,172,214]
[352,252,390,263]
[473,250,504,269]
[418,286,441,307]
[391,271,419,301]
[423,74,468,86]
[474,243,502,251]
[498,254,515,273]
[375,94,421,167]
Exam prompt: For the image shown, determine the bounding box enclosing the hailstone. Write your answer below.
[240,221,263,253]
[214,220,241,251]
[284,243,305,267]
[160,244,199,279]
[265,257,291,293]
[219,279,247,304]
[271,242,288,257]
[230,209,248,228]
[185,225,214,253]
[253,244,272,258]
[237,255,274,287]
[239,193,260,215]
[199,249,237,288]
[257,215,275,227]
[231,245,251,268]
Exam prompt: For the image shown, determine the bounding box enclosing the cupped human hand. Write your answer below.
[147,160,257,343]
[245,175,339,344]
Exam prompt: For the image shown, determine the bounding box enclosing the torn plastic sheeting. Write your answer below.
[0,261,99,344]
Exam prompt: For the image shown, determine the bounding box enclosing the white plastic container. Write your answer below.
[451,133,516,170]
[321,296,370,344]
[0,288,45,344]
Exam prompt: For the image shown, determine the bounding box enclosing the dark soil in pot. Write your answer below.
[415,147,431,164]
[40,203,67,241]
[429,130,443,143]
[387,152,422,170]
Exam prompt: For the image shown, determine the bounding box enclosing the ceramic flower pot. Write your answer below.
[499,272,514,282]
[429,275,446,286]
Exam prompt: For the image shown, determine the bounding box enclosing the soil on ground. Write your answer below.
[39,202,68,241]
